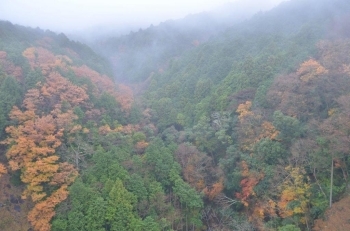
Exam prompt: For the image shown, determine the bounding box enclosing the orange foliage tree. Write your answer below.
[41,72,89,108]
[22,47,72,76]
[235,161,264,207]
[0,163,7,178]
[71,65,134,112]
[28,185,69,231]
[203,178,224,200]
[2,72,86,231]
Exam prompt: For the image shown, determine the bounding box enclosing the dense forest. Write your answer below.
[1,0,350,230]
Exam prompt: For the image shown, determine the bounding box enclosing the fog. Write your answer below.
[0,0,286,35]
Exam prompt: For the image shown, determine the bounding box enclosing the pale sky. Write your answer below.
[0,0,286,33]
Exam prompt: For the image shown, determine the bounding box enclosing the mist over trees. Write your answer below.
[1,0,350,230]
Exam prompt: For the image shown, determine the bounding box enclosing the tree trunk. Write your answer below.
[330,158,334,208]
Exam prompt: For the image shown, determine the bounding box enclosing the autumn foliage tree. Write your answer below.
[175,142,218,192]
[0,163,7,178]
[2,72,86,231]
[277,166,310,224]
[297,59,328,83]
[236,101,279,151]
[203,178,224,200]
[71,65,134,112]
[235,161,263,207]
[22,47,72,76]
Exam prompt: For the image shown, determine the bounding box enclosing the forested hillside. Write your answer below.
[1,0,350,230]
[93,1,266,83]
[94,13,229,83]
[0,21,139,230]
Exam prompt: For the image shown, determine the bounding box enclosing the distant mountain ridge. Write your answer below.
[91,0,286,83]
[92,0,350,83]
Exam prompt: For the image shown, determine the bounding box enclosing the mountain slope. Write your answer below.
[0,20,204,231]
[1,0,350,230]
[136,0,349,128]
[0,21,136,230]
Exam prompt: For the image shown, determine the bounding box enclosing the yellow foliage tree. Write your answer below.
[278,166,310,222]
[297,59,328,83]
[236,101,253,121]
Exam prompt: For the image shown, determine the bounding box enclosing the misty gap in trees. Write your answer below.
[1,0,350,230]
